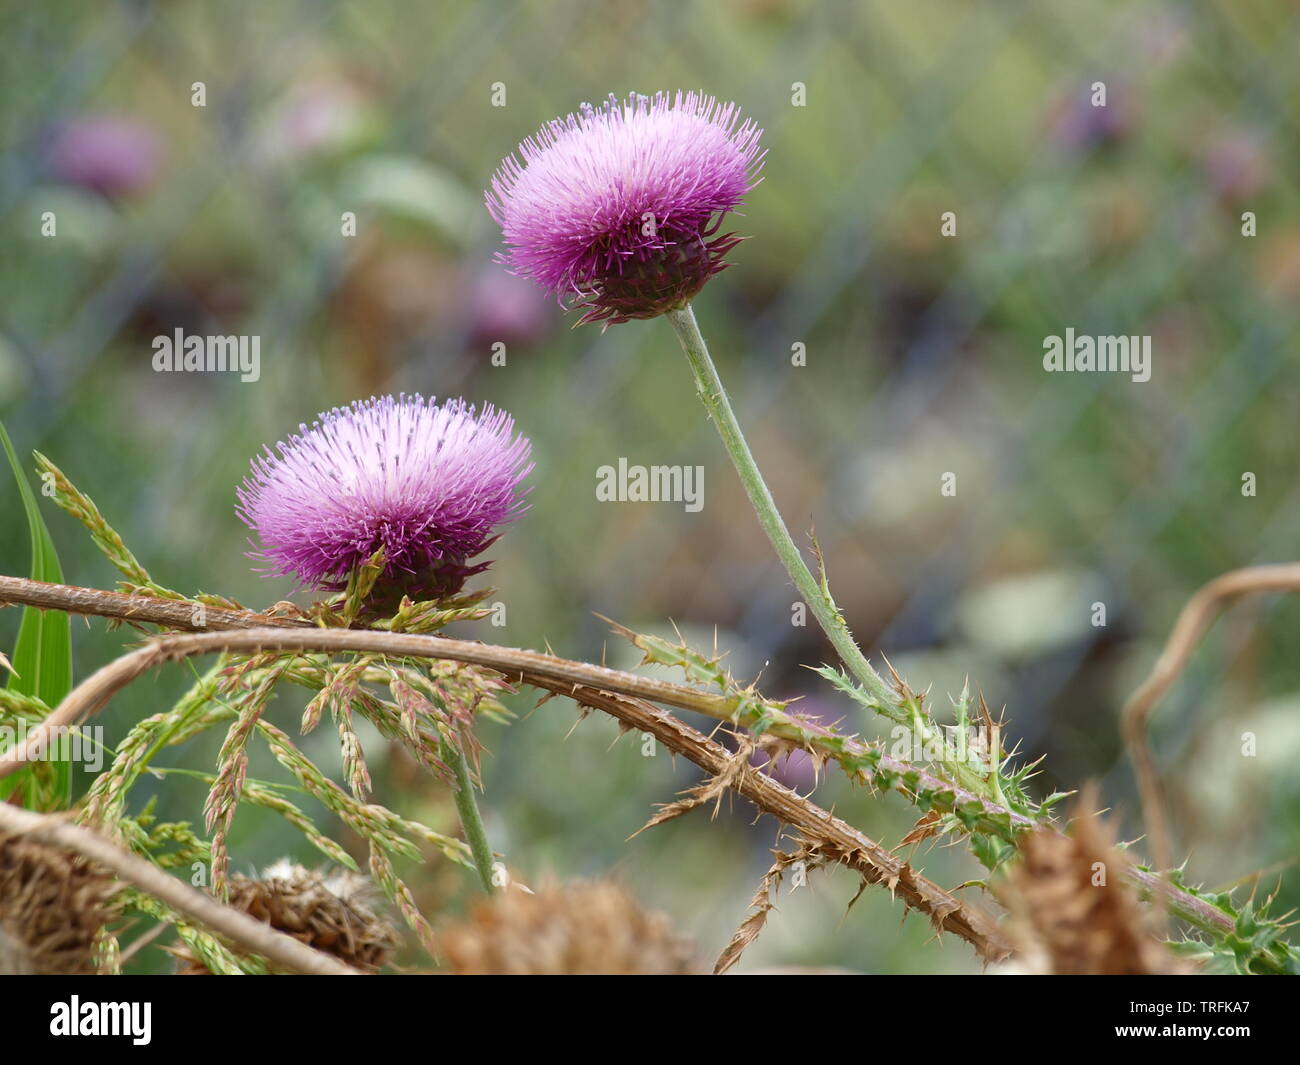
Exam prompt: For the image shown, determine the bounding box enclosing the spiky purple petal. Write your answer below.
[487,91,764,323]
[238,394,532,598]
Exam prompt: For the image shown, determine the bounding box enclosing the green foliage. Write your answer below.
[119,797,211,871]
[35,452,244,615]
[127,890,266,975]
[31,456,503,966]
[1,421,73,809]
[812,662,1065,850]
[14,450,1300,975]
[1154,869,1300,975]
[614,620,739,693]
[611,620,1044,848]
[614,618,1300,969]
[34,452,187,601]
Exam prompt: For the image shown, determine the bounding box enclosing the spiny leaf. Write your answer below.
[1139,866,1300,975]
[715,841,833,975]
[600,615,734,691]
[810,663,900,722]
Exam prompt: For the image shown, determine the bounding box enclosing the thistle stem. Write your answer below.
[0,588,1239,948]
[441,737,497,894]
[666,304,894,707]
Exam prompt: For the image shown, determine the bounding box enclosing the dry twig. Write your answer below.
[0,804,358,975]
[0,576,1237,947]
[1120,562,1300,903]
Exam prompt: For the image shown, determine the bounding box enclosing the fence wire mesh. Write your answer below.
[2,0,1298,972]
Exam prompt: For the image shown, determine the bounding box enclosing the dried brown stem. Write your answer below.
[1120,563,1300,898]
[0,577,1009,959]
[0,575,264,631]
[530,681,1014,962]
[0,577,1027,828]
[0,803,359,975]
[0,575,1235,942]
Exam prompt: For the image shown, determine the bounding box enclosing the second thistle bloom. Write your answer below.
[487,91,764,324]
[238,395,532,601]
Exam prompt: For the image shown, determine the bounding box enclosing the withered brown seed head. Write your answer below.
[997,800,1187,975]
[440,879,700,975]
[0,830,119,975]
[174,860,399,974]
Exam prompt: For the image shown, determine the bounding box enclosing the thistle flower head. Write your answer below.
[440,879,700,975]
[46,115,164,199]
[487,91,764,325]
[0,831,119,975]
[996,795,1186,975]
[238,394,532,601]
[172,861,399,974]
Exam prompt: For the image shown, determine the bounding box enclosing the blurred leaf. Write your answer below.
[344,155,483,244]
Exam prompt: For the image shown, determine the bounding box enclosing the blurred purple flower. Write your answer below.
[238,394,532,599]
[261,77,371,163]
[1049,93,1132,154]
[465,267,553,351]
[487,91,764,325]
[749,699,839,792]
[46,116,164,198]
[1202,130,1272,203]
[751,745,820,792]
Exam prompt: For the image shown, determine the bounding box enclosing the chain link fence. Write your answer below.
[3,0,1298,971]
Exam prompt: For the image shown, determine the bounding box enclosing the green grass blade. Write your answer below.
[0,419,73,807]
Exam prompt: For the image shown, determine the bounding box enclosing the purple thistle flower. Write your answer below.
[487,91,764,325]
[238,395,532,601]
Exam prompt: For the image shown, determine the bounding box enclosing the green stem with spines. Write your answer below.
[666,304,894,708]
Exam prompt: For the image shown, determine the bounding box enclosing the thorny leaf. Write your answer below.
[630,734,755,838]
[899,810,944,848]
[714,840,833,975]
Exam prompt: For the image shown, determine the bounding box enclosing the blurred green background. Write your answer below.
[2,0,1298,973]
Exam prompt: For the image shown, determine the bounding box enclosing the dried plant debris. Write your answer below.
[998,797,1187,975]
[0,829,119,975]
[172,859,399,974]
[440,879,700,975]
[715,840,834,975]
[633,733,755,838]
